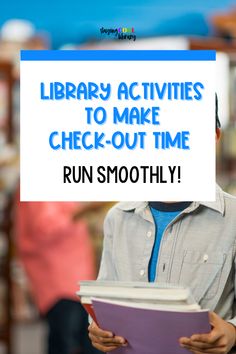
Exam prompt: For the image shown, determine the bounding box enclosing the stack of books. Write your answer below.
[77,281,210,354]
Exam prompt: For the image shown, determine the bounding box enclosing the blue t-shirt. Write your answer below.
[148,202,191,282]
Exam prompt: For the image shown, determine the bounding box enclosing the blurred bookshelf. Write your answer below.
[0,34,48,353]
[0,60,14,354]
[189,37,236,195]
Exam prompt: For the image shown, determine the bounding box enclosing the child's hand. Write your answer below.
[179,312,236,354]
[88,321,127,352]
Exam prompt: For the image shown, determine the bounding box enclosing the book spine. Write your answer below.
[83,303,98,325]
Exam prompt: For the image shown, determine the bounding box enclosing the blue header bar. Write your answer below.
[21,50,216,61]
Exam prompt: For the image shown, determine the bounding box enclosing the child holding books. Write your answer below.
[88,97,236,354]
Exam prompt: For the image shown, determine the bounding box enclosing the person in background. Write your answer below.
[15,198,103,354]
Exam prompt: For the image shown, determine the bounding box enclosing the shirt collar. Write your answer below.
[195,184,225,215]
[116,185,225,216]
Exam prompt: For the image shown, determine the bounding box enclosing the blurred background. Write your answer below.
[1,0,236,353]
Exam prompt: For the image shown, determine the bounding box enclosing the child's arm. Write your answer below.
[88,321,126,352]
[179,312,236,354]
[97,210,117,281]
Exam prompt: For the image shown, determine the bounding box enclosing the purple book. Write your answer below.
[92,299,210,354]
